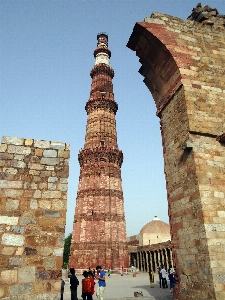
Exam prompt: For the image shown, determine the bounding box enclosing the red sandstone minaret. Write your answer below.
[69,33,128,269]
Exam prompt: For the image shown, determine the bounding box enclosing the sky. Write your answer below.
[1,0,224,237]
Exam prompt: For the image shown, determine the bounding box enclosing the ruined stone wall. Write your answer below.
[127,8,225,300]
[0,136,69,299]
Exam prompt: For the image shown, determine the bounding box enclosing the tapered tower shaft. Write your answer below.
[70,33,128,269]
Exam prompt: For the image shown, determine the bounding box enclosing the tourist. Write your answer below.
[88,270,95,299]
[149,269,154,288]
[70,268,79,300]
[121,266,124,276]
[82,270,92,300]
[157,266,162,288]
[61,278,65,300]
[169,269,176,293]
[96,265,106,300]
[68,269,72,279]
[160,266,168,288]
[107,268,111,278]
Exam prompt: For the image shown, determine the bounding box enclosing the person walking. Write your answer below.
[96,265,106,300]
[82,270,92,300]
[148,270,154,288]
[168,269,176,293]
[70,268,79,300]
[61,279,65,300]
[107,268,111,278]
[160,266,168,289]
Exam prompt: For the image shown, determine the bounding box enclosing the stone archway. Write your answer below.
[127,10,225,300]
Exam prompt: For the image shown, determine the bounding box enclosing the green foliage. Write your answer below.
[62,233,72,269]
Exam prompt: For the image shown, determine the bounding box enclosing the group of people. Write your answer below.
[61,265,106,300]
[61,264,176,299]
[148,265,176,293]
[157,265,177,292]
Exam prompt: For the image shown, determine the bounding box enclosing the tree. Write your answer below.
[63,233,72,269]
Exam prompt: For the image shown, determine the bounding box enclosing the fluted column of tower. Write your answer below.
[69,33,128,270]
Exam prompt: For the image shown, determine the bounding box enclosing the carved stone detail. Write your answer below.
[85,99,118,114]
[94,47,111,58]
[74,213,125,223]
[76,188,123,199]
[78,146,123,167]
[90,64,114,78]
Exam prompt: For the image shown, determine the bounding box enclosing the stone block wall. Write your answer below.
[127,7,225,300]
[0,136,69,299]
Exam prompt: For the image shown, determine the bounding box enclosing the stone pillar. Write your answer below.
[166,248,172,269]
[140,252,143,271]
[146,251,149,272]
[169,248,173,269]
[150,251,154,272]
[0,136,69,299]
[164,248,168,270]
[137,252,140,270]
[127,6,225,300]
[154,251,158,268]
[152,251,156,268]
[159,249,164,268]
[143,252,146,271]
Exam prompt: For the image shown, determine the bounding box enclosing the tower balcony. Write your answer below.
[90,64,114,78]
[78,146,123,167]
[85,98,118,114]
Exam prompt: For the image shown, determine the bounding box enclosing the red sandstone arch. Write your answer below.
[128,14,225,300]
[128,22,183,117]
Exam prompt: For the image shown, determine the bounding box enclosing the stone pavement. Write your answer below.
[62,272,174,300]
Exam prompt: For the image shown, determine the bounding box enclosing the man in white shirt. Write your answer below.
[160,266,168,288]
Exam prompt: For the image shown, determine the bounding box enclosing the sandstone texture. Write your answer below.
[0,136,69,299]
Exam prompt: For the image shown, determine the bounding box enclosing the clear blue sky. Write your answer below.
[1,1,224,237]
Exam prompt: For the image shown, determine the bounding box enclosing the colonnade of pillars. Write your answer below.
[130,247,173,273]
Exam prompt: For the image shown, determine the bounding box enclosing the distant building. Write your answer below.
[139,216,171,246]
[127,216,173,272]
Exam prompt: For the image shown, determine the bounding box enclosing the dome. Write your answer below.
[140,216,170,234]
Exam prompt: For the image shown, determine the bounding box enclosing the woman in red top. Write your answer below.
[82,271,92,300]
[88,271,95,299]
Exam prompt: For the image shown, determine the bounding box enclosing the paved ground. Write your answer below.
[62,272,174,300]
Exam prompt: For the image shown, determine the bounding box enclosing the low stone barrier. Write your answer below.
[0,136,70,299]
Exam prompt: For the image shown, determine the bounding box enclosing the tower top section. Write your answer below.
[97,32,108,45]
[94,32,111,66]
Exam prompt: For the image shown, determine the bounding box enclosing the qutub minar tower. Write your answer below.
[69,33,128,269]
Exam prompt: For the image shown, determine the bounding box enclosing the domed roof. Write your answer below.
[140,216,170,234]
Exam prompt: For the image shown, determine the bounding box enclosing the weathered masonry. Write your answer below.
[127,4,225,300]
[0,136,69,299]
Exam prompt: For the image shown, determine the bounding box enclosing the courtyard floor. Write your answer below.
[62,272,173,300]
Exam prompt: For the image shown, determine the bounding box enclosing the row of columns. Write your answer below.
[130,247,173,273]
